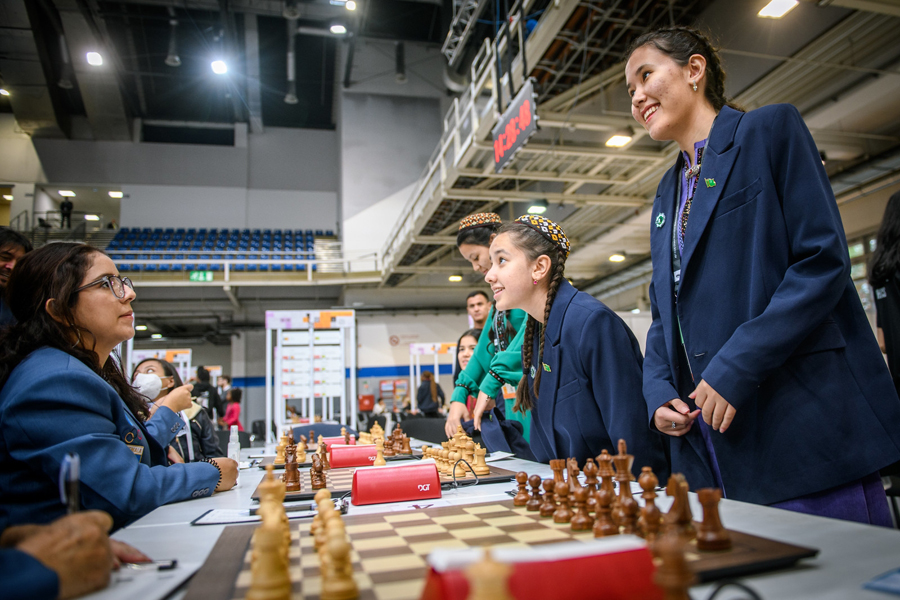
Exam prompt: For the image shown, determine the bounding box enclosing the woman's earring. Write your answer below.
[692,81,698,92]
[533,280,538,285]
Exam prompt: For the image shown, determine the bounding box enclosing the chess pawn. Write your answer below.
[553,482,573,524]
[274,433,288,465]
[616,482,639,535]
[246,523,292,600]
[652,530,696,600]
[373,438,386,466]
[310,488,332,540]
[452,447,468,478]
[308,430,315,445]
[664,475,695,541]
[526,474,543,512]
[638,467,661,541]
[582,459,600,514]
[696,488,732,551]
[463,440,476,471]
[320,537,358,600]
[472,444,490,476]
[383,434,396,457]
[593,479,619,537]
[296,439,307,463]
[539,479,557,517]
[320,443,332,471]
[258,465,281,504]
[513,472,529,506]
[401,435,412,455]
[570,486,594,531]
[341,427,350,445]
[465,548,513,600]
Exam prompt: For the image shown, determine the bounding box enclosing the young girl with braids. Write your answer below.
[445,213,532,442]
[481,216,668,477]
[627,26,900,524]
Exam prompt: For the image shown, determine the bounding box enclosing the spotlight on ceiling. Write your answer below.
[330,24,347,35]
[0,88,9,96]
[527,200,549,215]
[448,274,463,282]
[211,60,228,75]
[151,333,163,339]
[58,190,76,197]
[86,52,103,66]
[2,195,13,201]
[108,191,124,198]
[631,308,641,314]
[135,325,148,331]
[605,126,634,148]
[609,253,626,263]
[346,0,357,10]
[758,0,798,18]
[165,10,181,67]
[84,214,100,221]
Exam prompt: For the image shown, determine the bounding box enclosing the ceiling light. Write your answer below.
[211,60,228,75]
[527,199,548,215]
[605,126,634,148]
[135,325,148,331]
[108,191,124,198]
[0,88,9,96]
[86,52,103,66]
[84,214,100,221]
[609,253,626,263]
[2,195,12,201]
[346,0,357,9]
[151,333,163,339]
[330,24,347,35]
[758,0,798,18]
[58,190,76,197]
[448,274,463,282]
[631,308,641,314]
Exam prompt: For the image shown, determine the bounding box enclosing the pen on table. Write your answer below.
[59,453,80,514]
[250,502,314,515]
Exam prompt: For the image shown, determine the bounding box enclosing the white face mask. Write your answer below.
[133,372,163,402]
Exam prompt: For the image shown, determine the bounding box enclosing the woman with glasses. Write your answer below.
[0,243,237,532]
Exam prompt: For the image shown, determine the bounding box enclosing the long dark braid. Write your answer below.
[498,222,568,413]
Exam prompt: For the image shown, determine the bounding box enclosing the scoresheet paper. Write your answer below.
[80,561,201,600]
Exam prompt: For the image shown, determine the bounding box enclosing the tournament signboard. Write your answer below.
[492,78,539,173]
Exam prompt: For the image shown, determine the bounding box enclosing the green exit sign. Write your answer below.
[189,271,213,282]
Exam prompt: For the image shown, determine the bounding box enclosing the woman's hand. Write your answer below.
[691,380,736,433]
[167,446,184,464]
[159,384,193,413]
[209,457,239,491]
[109,539,151,568]
[472,391,496,431]
[653,398,700,437]
[444,402,470,438]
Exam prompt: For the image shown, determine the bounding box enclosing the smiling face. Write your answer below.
[69,253,137,360]
[0,244,27,289]
[485,232,543,313]
[457,334,478,371]
[458,242,493,275]
[626,44,704,146]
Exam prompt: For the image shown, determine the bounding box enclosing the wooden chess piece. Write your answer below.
[553,482,573,524]
[513,472,529,506]
[308,429,315,445]
[465,548,513,600]
[664,474,695,541]
[320,536,358,600]
[401,435,412,455]
[472,444,490,476]
[462,441,476,472]
[583,458,600,514]
[652,529,696,600]
[638,467,661,542]
[452,446,468,478]
[283,445,302,492]
[373,438,386,466]
[571,486,594,531]
[296,438,307,463]
[258,465,280,502]
[696,488,731,551]
[526,474,543,512]
[612,440,638,535]
[246,522,292,600]
[539,479,557,518]
[274,432,288,465]
[383,433,396,457]
[287,431,295,446]
[341,427,350,446]
[549,459,566,487]
[310,488,332,540]
[310,453,326,490]
[567,457,582,495]
[320,442,331,470]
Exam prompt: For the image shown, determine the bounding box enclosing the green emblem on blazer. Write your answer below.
[530,365,536,379]
[655,213,665,228]
[705,178,716,188]
[542,363,551,372]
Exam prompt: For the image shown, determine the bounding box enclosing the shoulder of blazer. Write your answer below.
[545,279,579,345]
[14,347,95,381]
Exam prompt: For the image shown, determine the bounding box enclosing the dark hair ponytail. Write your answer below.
[496,222,568,414]
[456,222,501,249]
[870,191,900,286]
[626,26,742,113]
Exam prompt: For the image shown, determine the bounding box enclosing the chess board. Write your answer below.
[186,500,819,600]
[257,452,419,470]
[250,465,518,502]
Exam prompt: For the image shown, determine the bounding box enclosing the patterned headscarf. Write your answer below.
[515,215,571,259]
[458,212,502,232]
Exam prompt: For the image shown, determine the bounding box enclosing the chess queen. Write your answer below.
[626,26,900,524]
[481,215,669,477]
[0,243,238,532]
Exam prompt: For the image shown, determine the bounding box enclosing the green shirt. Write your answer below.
[451,308,527,402]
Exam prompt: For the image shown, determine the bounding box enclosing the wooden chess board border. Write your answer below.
[250,465,518,502]
[182,523,257,600]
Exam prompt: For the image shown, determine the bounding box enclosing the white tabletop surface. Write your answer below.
[109,448,900,600]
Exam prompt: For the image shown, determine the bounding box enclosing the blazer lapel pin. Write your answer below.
[655,213,665,228]
[705,178,716,188]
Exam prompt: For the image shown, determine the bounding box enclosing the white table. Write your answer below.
[111,452,900,600]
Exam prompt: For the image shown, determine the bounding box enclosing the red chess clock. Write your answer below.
[350,463,442,505]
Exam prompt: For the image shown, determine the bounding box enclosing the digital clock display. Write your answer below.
[492,78,539,173]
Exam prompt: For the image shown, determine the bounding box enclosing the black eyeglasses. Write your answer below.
[74,275,134,299]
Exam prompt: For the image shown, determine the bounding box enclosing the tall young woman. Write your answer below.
[446,213,532,441]
[0,243,237,532]
[482,216,668,475]
[627,27,900,524]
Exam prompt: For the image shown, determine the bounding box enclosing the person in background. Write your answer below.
[465,290,490,329]
[0,228,33,326]
[132,358,223,462]
[416,371,445,418]
[59,198,73,229]
[223,388,244,432]
[627,27,899,524]
[452,328,481,414]
[0,511,128,600]
[216,374,231,402]
[372,398,386,415]
[0,243,237,532]
[192,366,223,426]
[870,191,900,394]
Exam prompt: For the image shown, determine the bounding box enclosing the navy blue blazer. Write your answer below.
[526,279,669,478]
[0,347,220,532]
[643,104,900,505]
[0,548,59,599]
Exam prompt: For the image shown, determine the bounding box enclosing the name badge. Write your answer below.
[674,269,681,283]
[126,444,144,458]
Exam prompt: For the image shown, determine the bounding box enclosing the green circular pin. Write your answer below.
[655,213,665,228]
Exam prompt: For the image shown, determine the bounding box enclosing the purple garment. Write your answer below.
[770,471,892,527]
[676,139,706,256]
